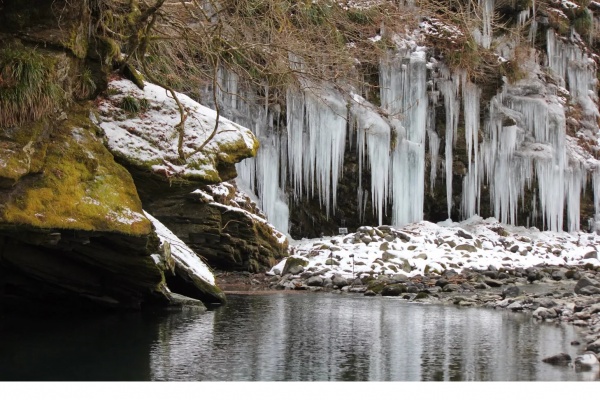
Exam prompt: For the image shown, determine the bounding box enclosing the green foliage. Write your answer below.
[0,45,65,128]
[120,95,141,113]
[573,10,593,39]
[74,67,97,99]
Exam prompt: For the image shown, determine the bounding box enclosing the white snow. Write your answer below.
[271,216,600,280]
[97,77,257,182]
[144,211,216,286]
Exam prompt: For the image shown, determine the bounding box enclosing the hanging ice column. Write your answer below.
[286,85,348,218]
[214,69,290,233]
[473,0,494,49]
[461,73,482,219]
[380,48,428,226]
[437,67,461,218]
[352,95,391,226]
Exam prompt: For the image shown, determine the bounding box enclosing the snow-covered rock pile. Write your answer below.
[270,216,600,282]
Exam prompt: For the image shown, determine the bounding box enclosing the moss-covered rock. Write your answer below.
[0,105,151,235]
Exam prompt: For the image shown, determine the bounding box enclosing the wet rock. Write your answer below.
[584,251,598,259]
[484,279,503,288]
[571,340,581,346]
[551,270,565,281]
[574,276,600,295]
[307,276,324,287]
[533,307,558,320]
[586,339,600,353]
[332,274,349,288]
[483,270,499,279]
[502,285,522,298]
[443,284,461,292]
[436,278,449,288]
[507,301,524,311]
[381,284,407,296]
[364,290,376,297]
[542,353,572,365]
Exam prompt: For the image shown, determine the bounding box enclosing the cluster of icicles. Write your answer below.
[215,27,600,235]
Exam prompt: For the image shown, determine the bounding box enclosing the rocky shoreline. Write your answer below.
[217,265,600,374]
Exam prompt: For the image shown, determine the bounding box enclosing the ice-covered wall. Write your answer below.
[220,17,600,235]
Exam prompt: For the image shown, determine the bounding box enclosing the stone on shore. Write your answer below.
[282,256,309,275]
[574,276,600,295]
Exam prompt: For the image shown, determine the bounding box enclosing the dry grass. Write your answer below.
[0,46,65,128]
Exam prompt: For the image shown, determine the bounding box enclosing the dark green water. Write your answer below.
[0,293,597,381]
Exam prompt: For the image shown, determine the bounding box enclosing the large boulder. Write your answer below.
[574,276,600,295]
[282,256,310,276]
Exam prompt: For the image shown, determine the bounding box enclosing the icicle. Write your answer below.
[438,67,461,218]
[286,87,305,200]
[215,68,290,234]
[478,0,494,49]
[593,169,600,232]
[352,94,391,226]
[381,49,428,226]
[428,130,440,193]
[299,88,348,218]
[460,74,481,219]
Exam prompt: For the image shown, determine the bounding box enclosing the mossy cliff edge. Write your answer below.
[0,0,254,311]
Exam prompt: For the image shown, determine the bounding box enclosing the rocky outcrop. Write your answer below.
[97,78,258,185]
[0,105,169,310]
[140,182,288,273]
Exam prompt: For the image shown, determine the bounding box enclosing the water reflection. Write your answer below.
[148,294,596,381]
[1,294,598,381]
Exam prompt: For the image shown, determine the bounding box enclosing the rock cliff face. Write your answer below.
[0,0,276,310]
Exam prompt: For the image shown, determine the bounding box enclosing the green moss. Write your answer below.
[1,106,152,236]
[0,45,65,128]
[0,119,49,182]
[93,36,121,66]
[64,25,89,59]
[367,280,386,294]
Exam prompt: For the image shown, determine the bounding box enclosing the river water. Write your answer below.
[0,293,597,381]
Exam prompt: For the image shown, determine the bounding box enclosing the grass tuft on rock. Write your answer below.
[0,46,65,128]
